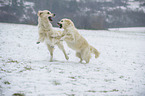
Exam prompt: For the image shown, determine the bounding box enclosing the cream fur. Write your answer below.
[58,19,100,63]
[37,10,69,61]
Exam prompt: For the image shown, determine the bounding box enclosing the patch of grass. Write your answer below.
[104,79,111,82]
[40,67,45,69]
[24,66,32,70]
[19,70,24,73]
[7,59,19,63]
[78,76,82,78]
[99,89,119,93]
[111,89,119,92]
[65,94,75,96]
[69,76,76,79]
[12,93,25,96]
[94,68,100,72]
[53,81,61,86]
[87,90,96,93]
[1,68,11,73]
[119,76,124,79]
[19,66,32,72]
[4,81,10,85]
[100,90,108,93]
[69,76,83,80]
[2,59,5,62]
[59,71,64,74]
[1,68,6,72]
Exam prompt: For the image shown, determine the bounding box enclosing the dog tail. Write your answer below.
[90,45,100,58]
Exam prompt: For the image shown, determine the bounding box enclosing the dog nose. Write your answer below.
[53,14,55,16]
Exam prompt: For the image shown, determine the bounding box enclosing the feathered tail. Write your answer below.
[90,45,100,58]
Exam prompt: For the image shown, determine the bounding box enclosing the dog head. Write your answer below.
[57,18,74,29]
[38,10,55,21]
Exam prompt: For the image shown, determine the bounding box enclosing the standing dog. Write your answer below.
[57,18,100,63]
[37,10,69,61]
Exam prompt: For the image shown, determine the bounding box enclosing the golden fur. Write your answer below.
[37,10,69,61]
[58,19,100,63]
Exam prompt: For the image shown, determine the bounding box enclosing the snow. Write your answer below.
[127,0,145,12]
[23,1,36,15]
[0,0,9,7]
[24,1,35,7]
[127,1,140,9]
[0,23,145,96]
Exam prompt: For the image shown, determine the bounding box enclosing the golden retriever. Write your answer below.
[57,18,100,63]
[37,10,69,61]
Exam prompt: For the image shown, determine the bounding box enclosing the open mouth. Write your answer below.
[57,23,62,28]
[48,17,53,21]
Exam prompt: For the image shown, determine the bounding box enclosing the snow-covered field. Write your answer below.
[0,23,145,96]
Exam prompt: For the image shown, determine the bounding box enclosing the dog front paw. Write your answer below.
[36,42,40,44]
[51,46,54,48]
[66,56,69,60]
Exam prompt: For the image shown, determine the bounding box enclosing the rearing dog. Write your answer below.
[37,10,69,61]
[57,18,100,63]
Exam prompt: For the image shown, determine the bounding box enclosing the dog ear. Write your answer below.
[38,11,43,16]
[66,19,74,26]
[66,19,72,26]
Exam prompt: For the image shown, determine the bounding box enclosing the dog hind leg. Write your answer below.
[57,42,69,60]
[76,52,83,63]
[81,48,91,63]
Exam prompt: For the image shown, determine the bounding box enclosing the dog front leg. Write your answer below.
[60,35,66,41]
[46,44,54,62]
[64,35,75,42]
[37,33,45,44]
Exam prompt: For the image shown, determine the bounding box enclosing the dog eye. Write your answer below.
[40,12,43,15]
[61,21,63,22]
[47,12,50,14]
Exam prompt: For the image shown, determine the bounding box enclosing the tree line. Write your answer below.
[0,0,145,29]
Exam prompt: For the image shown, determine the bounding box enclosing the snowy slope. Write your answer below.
[0,23,145,96]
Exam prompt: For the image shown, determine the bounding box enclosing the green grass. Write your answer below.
[12,93,25,96]
[65,94,75,96]
[87,90,96,93]
[53,81,61,86]
[6,59,19,63]
[69,76,76,79]
[99,89,119,93]
[24,66,32,70]
[19,66,32,72]
[119,76,124,79]
[4,81,10,85]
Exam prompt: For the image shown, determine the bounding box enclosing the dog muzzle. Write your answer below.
[57,23,62,28]
[48,17,53,21]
